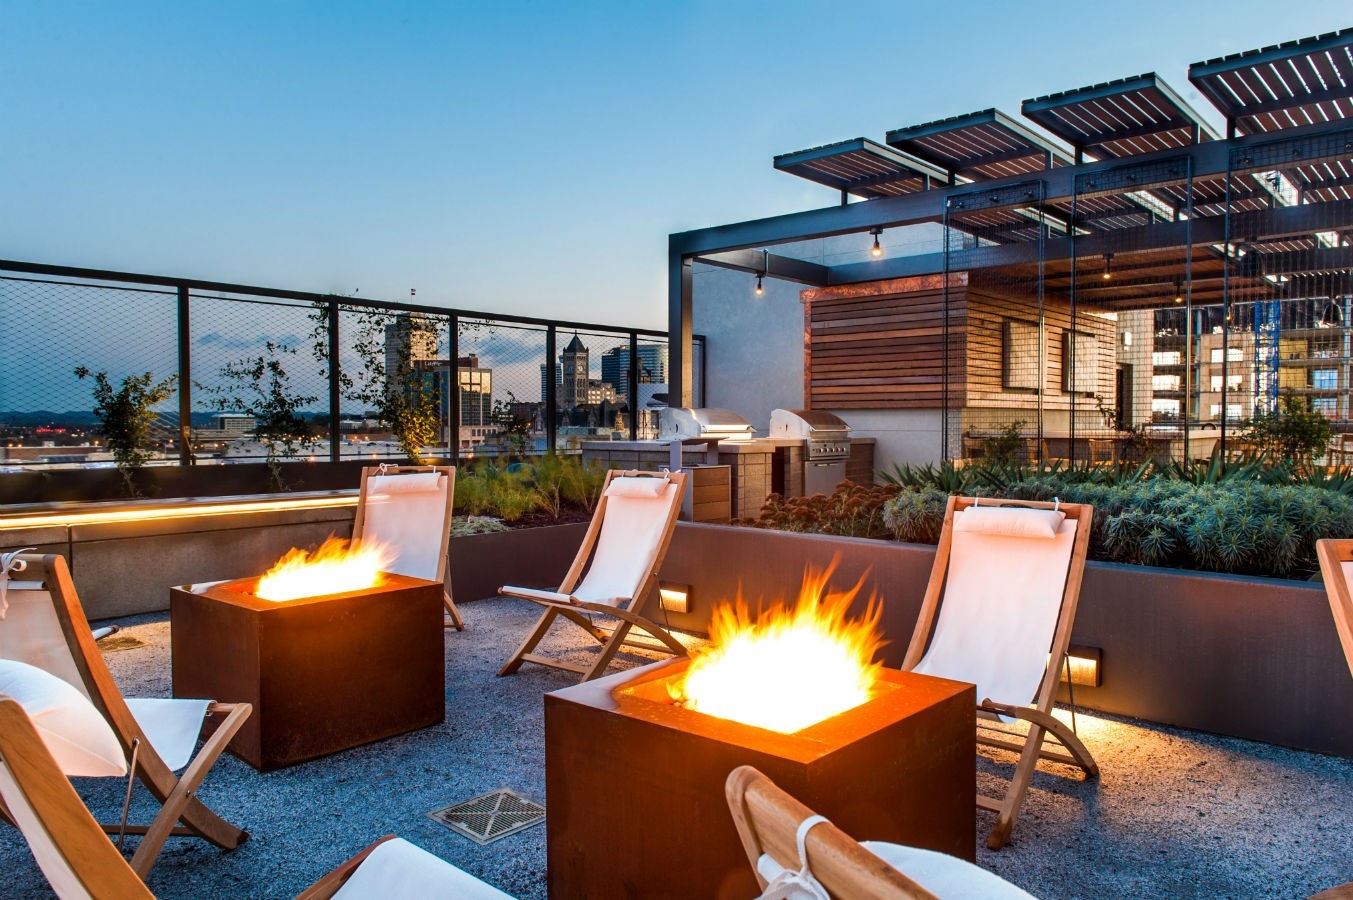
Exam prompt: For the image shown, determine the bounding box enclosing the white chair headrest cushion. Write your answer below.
[369,472,444,495]
[954,506,1065,539]
[605,476,668,499]
[0,659,127,777]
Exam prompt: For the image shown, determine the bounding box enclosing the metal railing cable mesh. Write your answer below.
[0,262,696,471]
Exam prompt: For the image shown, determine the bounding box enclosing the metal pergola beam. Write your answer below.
[694,250,830,286]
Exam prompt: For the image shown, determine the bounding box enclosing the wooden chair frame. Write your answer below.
[15,553,252,878]
[498,469,688,683]
[1315,539,1353,680]
[353,464,462,630]
[901,496,1099,849]
[725,765,936,899]
[0,699,402,899]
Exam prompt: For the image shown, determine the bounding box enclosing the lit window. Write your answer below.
[1152,351,1182,365]
[1152,375,1181,391]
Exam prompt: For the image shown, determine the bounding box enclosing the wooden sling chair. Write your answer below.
[725,765,1034,899]
[0,552,251,878]
[354,464,463,630]
[902,496,1099,850]
[498,469,688,683]
[0,690,512,900]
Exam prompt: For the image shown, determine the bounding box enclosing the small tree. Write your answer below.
[346,312,443,464]
[1246,392,1332,463]
[74,368,177,497]
[198,342,318,491]
[491,392,534,457]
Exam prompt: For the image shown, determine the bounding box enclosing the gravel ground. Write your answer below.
[1,598,1350,898]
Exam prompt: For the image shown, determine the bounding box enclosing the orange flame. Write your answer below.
[670,562,884,734]
[255,536,393,602]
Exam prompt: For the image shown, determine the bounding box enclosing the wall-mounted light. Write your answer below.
[1102,253,1114,281]
[659,583,691,614]
[870,226,883,258]
[1062,645,1102,688]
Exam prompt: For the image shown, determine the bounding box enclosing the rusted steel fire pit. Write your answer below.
[544,658,975,899]
[170,571,444,771]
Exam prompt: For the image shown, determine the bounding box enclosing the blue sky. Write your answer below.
[2,2,1350,329]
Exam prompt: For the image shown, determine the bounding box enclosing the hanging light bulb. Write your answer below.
[754,248,768,296]
[1102,253,1114,281]
[754,272,764,296]
[870,226,883,258]
[1173,278,1183,304]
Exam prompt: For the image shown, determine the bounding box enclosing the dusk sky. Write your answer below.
[3,2,1350,330]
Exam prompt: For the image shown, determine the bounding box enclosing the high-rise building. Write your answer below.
[600,345,668,396]
[384,314,438,388]
[539,362,561,403]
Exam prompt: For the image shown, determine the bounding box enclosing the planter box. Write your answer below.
[659,523,1353,758]
[448,522,589,603]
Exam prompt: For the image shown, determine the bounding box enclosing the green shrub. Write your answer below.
[877,473,1353,578]
[1245,393,1332,463]
[741,481,900,539]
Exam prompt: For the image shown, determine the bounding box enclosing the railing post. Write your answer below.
[327,299,341,463]
[447,314,460,463]
[628,331,639,441]
[545,326,558,454]
[176,286,193,465]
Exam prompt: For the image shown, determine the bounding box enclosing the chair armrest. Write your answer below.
[499,585,578,605]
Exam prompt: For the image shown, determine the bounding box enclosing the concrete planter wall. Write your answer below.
[448,523,589,604]
[659,523,1353,758]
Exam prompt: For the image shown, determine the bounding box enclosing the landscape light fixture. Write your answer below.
[1102,253,1113,281]
[870,227,883,258]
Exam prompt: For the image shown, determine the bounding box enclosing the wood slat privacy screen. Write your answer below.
[802,274,966,409]
[802,273,1114,410]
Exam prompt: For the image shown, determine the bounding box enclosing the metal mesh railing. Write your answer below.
[0,262,700,470]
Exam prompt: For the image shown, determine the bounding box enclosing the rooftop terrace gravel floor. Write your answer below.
[1,597,1351,898]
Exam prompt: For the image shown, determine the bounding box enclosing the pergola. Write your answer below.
[667,27,1353,455]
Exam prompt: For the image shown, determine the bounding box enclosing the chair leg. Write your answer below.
[127,702,252,877]
[583,620,635,683]
[443,590,465,631]
[987,722,1046,850]
[499,607,560,676]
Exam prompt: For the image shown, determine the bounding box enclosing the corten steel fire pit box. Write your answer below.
[170,573,444,771]
[545,658,975,899]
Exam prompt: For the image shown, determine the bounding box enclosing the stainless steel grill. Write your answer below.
[769,409,851,496]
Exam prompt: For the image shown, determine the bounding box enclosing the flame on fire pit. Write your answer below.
[255,536,393,602]
[670,563,884,734]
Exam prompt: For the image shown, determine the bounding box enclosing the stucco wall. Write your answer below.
[692,263,803,433]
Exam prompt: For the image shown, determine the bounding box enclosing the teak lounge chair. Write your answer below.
[901,496,1099,850]
[498,469,688,683]
[725,765,1034,899]
[0,552,251,877]
[354,465,462,630]
[0,685,512,899]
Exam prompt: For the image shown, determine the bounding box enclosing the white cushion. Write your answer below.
[862,841,1037,898]
[954,506,1065,539]
[604,476,668,499]
[0,659,126,777]
[332,837,514,900]
[369,472,444,495]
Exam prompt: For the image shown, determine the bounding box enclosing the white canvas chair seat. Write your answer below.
[0,552,252,877]
[354,466,461,630]
[498,470,689,683]
[911,513,1078,716]
[0,695,516,900]
[124,698,211,772]
[329,836,514,900]
[901,497,1098,850]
